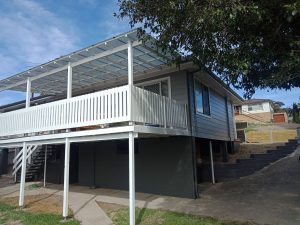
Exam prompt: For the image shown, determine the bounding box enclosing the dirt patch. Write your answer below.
[0,176,15,189]
[1,194,63,215]
[138,209,165,225]
[96,201,127,213]
[3,220,22,225]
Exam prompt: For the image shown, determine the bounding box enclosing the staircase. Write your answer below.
[13,145,55,182]
[198,139,298,182]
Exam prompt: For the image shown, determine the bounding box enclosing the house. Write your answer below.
[0,30,242,224]
[235,99,288,123]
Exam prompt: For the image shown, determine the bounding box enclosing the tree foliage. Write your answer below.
[272,101,286,113]
[116,0,300,98]
[292,102,300,123]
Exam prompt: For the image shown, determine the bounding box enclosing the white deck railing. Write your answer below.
[132,86,187,129]
[0,85,188,137]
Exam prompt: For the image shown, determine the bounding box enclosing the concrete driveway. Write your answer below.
[194,146,300,225]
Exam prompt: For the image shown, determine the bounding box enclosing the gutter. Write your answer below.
[190,68,244,104]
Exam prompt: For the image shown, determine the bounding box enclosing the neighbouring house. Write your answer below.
[0,30,242,223]
[234,99,288,123]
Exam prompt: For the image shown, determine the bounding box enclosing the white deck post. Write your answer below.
[63,138,70,218]
[129,132,135,225]
[128,41,133,124]
[67,62,72,99]
[66,62,72,133]
[209,140,215,184]
[25,77,31,108]
[19,142,27,207]
[128,40,135,225]
[43,145,47,187]
[128,41,133,86]
[14,148,17,183]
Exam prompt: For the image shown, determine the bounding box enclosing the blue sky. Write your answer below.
[0,0,299,107]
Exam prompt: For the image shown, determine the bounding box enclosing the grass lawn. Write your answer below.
[108,208,255,225]
[0,202,80,225]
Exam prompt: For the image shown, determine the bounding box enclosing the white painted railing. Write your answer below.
[12,145,39,175]
[0,86,129,137]
[0,85,188,137]
[132,86,188,129]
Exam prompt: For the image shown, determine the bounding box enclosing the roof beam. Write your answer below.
[0,40,142,92]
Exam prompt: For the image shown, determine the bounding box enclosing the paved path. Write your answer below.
[1,147,299,225]
[0,179,113,225]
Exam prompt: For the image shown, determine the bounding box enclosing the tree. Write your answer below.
[292,102,300,123]
[116,0,300,98]
[272,101,285,113]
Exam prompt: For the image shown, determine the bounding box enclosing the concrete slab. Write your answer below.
[75,197,113,225]
[0,184,19,197]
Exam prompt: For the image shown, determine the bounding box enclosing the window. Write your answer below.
[194,79,210,115]
[139,78,170,97]
[248,104,263,111]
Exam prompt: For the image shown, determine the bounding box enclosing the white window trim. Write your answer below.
[248,104,263,112]
[194,77,212,118]
[136,77,171,98]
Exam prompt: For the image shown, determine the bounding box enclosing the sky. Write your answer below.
[0,0,299,108]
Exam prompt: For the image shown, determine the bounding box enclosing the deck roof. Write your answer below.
[0,29,172,95]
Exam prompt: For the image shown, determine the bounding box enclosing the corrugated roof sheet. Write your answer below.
[0,29,173,95]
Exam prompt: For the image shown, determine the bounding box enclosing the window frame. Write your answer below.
[194,78,212,118]
[137,77,171,98]
[248,104,263,111]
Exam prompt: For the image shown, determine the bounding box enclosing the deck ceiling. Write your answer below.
[0,29,173,95]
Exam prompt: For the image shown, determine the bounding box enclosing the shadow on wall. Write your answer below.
[0,149,8,175]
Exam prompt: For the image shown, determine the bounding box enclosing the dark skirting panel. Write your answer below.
[77,136,197,198]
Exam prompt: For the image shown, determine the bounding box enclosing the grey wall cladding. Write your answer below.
[78,136,196,198]
[188,72,235,141]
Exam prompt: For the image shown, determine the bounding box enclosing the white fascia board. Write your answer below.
[0,126,136,147]
[0,124,190,148]
[133,125,190,136]
[0,40,142,92]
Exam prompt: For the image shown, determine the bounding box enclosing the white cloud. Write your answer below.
[0,0,79,105]
[98,19,131,39]
[78,0,98,6]
[0,0,79,78]
[97,2,131,39]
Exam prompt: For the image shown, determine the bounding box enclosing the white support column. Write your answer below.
[19,142,27,207]
[163,98,167,128]
[129,132,135,225]
[67,62,72,99]
[14,148,17,183]
[209,140,215,184]
[66,62,72,133]
[128,41,134,124]
[63,138,70,218]
[43,146,47,187]
[128,41,133,86]
[25,77,31,108]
